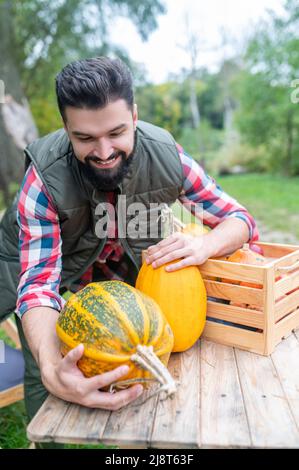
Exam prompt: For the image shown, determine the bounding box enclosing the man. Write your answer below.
[0,57,258,424]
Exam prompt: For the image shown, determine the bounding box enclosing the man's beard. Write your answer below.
[78,150,134,191]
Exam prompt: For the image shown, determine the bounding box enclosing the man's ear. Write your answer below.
[133,103,138,130]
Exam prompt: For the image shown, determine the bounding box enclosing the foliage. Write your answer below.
[9,0,166,135]
[234,0,299,175]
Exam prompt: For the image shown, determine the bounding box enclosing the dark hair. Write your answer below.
[55,57,134,121]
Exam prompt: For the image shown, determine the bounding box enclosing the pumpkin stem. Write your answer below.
[130,345,177,398]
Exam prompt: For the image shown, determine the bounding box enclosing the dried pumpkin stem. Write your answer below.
[109,345,177,400]
[131,345,177,398]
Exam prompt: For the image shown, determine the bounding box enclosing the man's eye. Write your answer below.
[79,137,92,142]
[110,131,123,137]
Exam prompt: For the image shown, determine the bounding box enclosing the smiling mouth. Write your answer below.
[90,155,120,167]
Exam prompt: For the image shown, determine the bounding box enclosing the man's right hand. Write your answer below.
[42,343,144,410]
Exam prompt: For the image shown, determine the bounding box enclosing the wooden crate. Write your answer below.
[199,242,299,355]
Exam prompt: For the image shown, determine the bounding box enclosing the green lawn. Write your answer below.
[216,173,299,239]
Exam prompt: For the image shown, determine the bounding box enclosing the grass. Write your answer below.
[216,173,299,239]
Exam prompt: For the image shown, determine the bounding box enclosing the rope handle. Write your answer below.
[277,259,299,273]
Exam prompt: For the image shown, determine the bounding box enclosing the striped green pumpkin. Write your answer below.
[56,281,174,382]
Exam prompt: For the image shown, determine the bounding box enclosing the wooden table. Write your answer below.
[27,327,299,449]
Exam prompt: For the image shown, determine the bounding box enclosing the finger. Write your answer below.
[147,233,181,254]
[148,241,183,265]
[85,365,130,392]
[152,247,190,268]
[165,256,196,272]
[146,238,184,264]
[62,344,84,369]
[87,384,144,410]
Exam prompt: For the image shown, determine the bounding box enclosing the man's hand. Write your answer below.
[42,343,143,410]
[146,232,213,272]
[146,217,251,271]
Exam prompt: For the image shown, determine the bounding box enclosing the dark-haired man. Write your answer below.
[0,57,258,425]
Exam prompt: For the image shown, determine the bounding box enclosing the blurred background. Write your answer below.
[0,0,298,448]
[0,0,298,232]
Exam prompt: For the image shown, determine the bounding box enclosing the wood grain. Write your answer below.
[201,340,251,448]
[150,341,200,448]
[27,395,70,443]
[235,345,299,448]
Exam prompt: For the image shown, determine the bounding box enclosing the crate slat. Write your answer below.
[207,301,264,329]
[202,320,265,355]
[274,307,299,346]
[257,242,299,258]
[274,289,299,322]
[204,280,264,306]
[199,259,265,283]
[275,271,299,299]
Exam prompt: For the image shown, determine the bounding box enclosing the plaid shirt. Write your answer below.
[16,145,258,317]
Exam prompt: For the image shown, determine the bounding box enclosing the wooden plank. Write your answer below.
[207,301,264,328]
[235,349,299,448]
[257,242,299,258]
[150,341,200,449]
[200,341,251,448]
[27,395,71,443]
[275,289,299,321]
[202,321,265,355]
[271,332,299,427]
[101,383,160,448]
[275,271,299,299]
[50,403,111,445]
[274,308,299,345]
[263,265,275,355]
[0,384,24,408]
[273,249,299,270]
[199,260,265,284]
[205,280,264,306]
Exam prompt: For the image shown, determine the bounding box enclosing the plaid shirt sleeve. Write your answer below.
[177,144,259,241]
[16,164,66,318]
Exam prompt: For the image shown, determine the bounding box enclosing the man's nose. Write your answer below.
[94,138,114,160]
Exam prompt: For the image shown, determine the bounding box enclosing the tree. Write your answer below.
[0,1,38,205]
[234,0,299,175]
[0,0,166,204]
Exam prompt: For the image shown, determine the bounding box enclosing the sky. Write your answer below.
[110,0,285,84]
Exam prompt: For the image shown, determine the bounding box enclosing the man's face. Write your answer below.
[64,99,138,190]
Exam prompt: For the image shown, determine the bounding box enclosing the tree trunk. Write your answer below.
[0,1,38,206]
[189,76,200,129]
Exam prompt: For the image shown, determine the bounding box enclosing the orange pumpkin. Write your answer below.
[136,260,207,353]
[182,223,209,237]
[222,243,267,288]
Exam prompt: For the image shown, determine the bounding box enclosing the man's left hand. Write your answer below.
[146,232,214,272]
